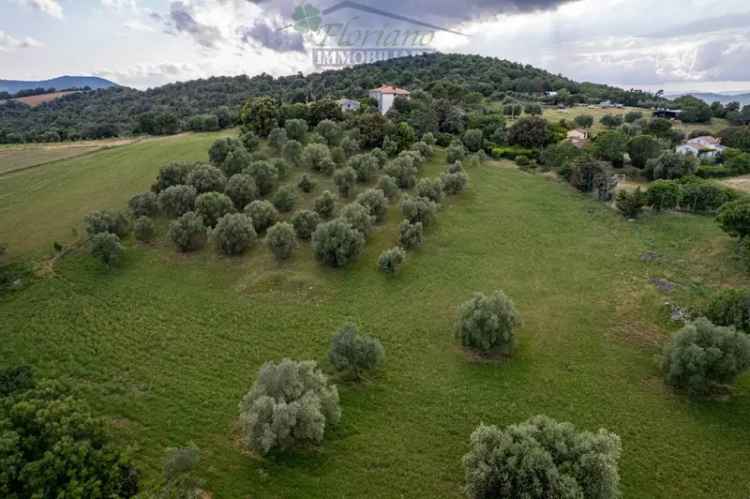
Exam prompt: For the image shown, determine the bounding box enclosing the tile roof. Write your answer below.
[371,85,411,96]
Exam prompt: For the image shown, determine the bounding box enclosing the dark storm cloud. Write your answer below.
[239,21,306,52]
[167,1,223,48]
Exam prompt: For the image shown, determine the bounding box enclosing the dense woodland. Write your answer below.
[0,53,666,144]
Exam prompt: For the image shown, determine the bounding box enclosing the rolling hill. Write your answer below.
[0,75,117,94]
[666,91,750,107]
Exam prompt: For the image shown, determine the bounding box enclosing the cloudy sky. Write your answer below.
[1,0,750,93]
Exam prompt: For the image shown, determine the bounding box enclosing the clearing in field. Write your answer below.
[1,132,749,498]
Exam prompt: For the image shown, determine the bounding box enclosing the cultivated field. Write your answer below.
[13,90,80,107]
[1,132,749,498]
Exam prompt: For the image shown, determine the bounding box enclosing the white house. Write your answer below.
[369,85,410,115]
[676,136,726,159]
[338,98,361,113]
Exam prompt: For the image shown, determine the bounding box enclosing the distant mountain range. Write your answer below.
[665,91,750,107]
[0,76,118,94]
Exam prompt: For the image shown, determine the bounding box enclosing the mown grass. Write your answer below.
[2,133,750,497]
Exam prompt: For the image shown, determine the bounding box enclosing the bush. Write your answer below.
[705,289,750,333]
[378,247,406,274]
[446,142,467,164]
[356,188,388,223]
[283,139,304,166]
[663,317,750,396]
[266,222,297,260]
[717,199,750,239]
[463,416,621,499]
[401,195,437,227]
[244,200,279,234]
[129,192,158,217]
[384,156,418,189]
[463,129,484,153]
[312,219,365,267]
[89,232,123,268]
[377,175,400,200]
[625,111,643,123]
[244,160,279,196]
[84,210,130,238]
[154,161,196,192]
[334,167,357,198]
[272,185,297,213]
[455,290,521,354]
[225,174,258,210]
[646,152,697,180]
[238,359,340,455]
[213,213,257,255]
[314,190,337,219]
[442,171,469,195]
[507,116,553,148]
[160,446,203,497]
[679,177,738,213]
[169,212,208,252]
[158,185,197,218]
[593,130,628,167]
[195,192,235,228]
[615,188,646,219]
[221,147,253,177]
[416,177,445,204]
[291,210,321,241]
[348,153,379,182]
[297,174,316,193]
[422,132,436,145]
[329,323,385,379]
[646,180,681,211]
[600,113,624,129]
[187,164,227,194]
[399,220,424,249]
[515,155,530,166]
[133,216,156,242]
[0,379,139,498]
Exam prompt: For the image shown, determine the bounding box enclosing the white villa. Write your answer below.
[369,85,410,115]
[676,136,726,159]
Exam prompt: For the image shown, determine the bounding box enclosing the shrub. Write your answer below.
[507,116,553,148]
[646,180,681,211]
[447,142,467,164]
[272,185,297,213]
[515,155,530,166]
[244,200,279,234]
[221,147,253,177]
[129,192,158,217]
[705,289,750,333]
[154,161,196,192]
[447,161,464,174]
[416,177,445,204]
[646,152,697,180]
[399,220,424,249]
[195,192,235,228]
[291,210,321,241]
[455,290,522,354]
[187,164,227,194]
[600,113,624,129]
[208,137,243,166]
[267,222,297,260]
[625,111,643,123]
[593,130,628,168]
[284,118,309,142]
[297,174,316,193]
[334,167,357,198]
[89,232,123,268]
[628,135,663,169]
[225,174,258,210]
[213,213,257,255]
[329,323,385,379]
[679,177,737,213]
[244,160,279,196]
[378,247,406,274]
[158,185,197,218]
[0,379,140,498]
[133,216,156,242]
[314,190,337,219]
[717,200,750,239]
[463,129,484,153]
[84,210,130,238]
[302,143,334,174]
[371,147,388,167]
[356,188,388,223]
[377,175,400,200]
[463,416,621,499]
[663,317,750,396]
[442,171,469,195]
[160,446,203,497]
[384,156,418,189]
[283,139,304,166]
[422,132,436,145]
[348,153,379,182]
[312,219,365,267]
[615,188,646,219]
[401,195,437,227]
[169,212,208,252]
[238,359,340,455]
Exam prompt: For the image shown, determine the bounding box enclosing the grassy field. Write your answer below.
[1,132,749,498]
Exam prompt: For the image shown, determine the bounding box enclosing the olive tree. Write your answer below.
[154,161,196,192]
[209,137,243,165]
[133,216,156,242]
[441,171,469,195]
[401,195,437,227]
[168,212,208,252]
[213,213,257,255]
[378,247,406,274]
[266,222,297,260]
[158,185,197,218]
[314,190,337,219]
[377,175,400,200]
[302,143,334,174]
[663,317,750,396]
[334,167,357,198]
[195,192,235,228]
[129,192,158,217]
[84,210,130,238]
[329,323,385,379]
[399,220,424,249]
[225,174,258,210]
[463,129,484,153]
[187,164,227,194]
[238,359,340,455]
[244,160,279,196]
[456,290,522,354]
[297,174,317,193]
[348,153,379,183]
[244,200,279,234]
[291,210,321,241]
[341,202,375,238]
[717,200,750,239]
[89,232,123,268]
[268,127,288,151]
[272,185,297,213]
[384,156,418,189]
[463,416,622,499]
[356,189,388,223]
[312,219,365,267]
[416,178,445,205]
[284,118,309,142]
[283,139,304,166]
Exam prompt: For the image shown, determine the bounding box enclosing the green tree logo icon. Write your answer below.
[292,4,322,33]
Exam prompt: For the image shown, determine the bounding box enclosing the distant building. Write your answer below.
[676,136,726,159]
[339,98,361,113]
[369,85,410,115]
[654,108,683,119]
[545,91,559,97]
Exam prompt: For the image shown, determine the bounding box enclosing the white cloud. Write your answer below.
[17,0,63,18]
[0,31,44,52]
[101,0,137,11]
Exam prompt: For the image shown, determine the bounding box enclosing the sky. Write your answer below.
[1,0,750,93]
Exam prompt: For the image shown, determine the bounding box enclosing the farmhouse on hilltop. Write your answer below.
[369,85,410,115]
